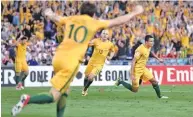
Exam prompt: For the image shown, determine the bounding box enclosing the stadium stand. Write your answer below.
[1,1,193,66]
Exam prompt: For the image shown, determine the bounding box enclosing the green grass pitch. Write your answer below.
[1,85,193,117]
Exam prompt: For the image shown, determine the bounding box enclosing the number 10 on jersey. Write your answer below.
[68,24,88,43]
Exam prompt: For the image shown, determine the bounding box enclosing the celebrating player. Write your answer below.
[82,29,116,96]
[115,35,168,99]
[12,36,29,90]
[11,2,144,117]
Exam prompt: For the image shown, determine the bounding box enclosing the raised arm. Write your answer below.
[107,5,144,28]
[43,8,65,24]
[12,35,24,47]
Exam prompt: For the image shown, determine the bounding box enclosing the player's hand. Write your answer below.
[43,8,53,17]
[133,5,144,15]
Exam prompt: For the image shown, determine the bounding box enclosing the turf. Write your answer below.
[1,85,193,117]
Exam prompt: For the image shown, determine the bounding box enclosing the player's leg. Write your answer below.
[11,87,60,116]
[83,65,102,95]
[142,68,168,98]
[83,65,93,88]
[83,73,95,91]
[115,77,140,92]
[21,61,29,85]
[28,65,79,105]
[14,62,24,90]
[82,64,93,95]
[115,71,141,93]
[57,89,69,117]
[56,65,79,117]
[11,64,80,116]
[149,78,161,98]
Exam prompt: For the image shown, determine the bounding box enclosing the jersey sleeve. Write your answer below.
[134,48,143,60]
[114,45,119,54]
[58,17,68,25]
[109,43,115,52]
[95,20,110,30]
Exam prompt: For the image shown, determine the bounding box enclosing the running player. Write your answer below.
[82,29,115,96]
[11,2,144,117]
[115,35,168,99]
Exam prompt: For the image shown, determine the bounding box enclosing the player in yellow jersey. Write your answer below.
[115,35,168,99]
[12,36,29,90]
[12,2,144,117]
[82,29,115,96]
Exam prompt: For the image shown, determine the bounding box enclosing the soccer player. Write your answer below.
[11,2,144,117]
[131,40,164,85]
[115,35,168,99]
[82,29,116,96]
[12,36,29,90]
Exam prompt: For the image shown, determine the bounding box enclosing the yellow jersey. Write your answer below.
[55,15,109,62]
[188,45,193,55]
[181,36,190,48]
[15,43,28,62]
[134,44,151,71]
[146,24,154,34]
[89,38,115,64]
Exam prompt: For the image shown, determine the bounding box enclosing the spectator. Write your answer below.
[12,12,19,26]
[167,47,177,58]
[28,56,39,66]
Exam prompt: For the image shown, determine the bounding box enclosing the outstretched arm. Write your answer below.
[43,8,65,24]
[151,51,163,63]
[107,5,144,28]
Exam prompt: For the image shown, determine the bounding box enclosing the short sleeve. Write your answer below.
[58,17,68,25]
[95,20,110,30]
[134,48,143,60]
[109,44,115,52]
[114,45,119,54]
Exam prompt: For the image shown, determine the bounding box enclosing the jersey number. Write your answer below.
[68,24,88,43]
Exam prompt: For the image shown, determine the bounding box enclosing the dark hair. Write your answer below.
[80,2,97,17]
[21,37,27,40]
[145,35,153,42]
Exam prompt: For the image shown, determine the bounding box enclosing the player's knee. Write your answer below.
[50,88,62,102]
[65,88,70,95]
[15,72,21,76]
[23,71,29,75]
[88,74,95,81]
[149,78,158,85]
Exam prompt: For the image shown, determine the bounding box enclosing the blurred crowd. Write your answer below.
[1,1,193,66]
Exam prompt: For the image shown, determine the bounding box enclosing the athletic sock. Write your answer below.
[28,93,54,104]
[57,93,68,117]
[14,75,21,85]
[152,84,161,98]
[84,80,93,91]
[84,77,88,87]
[119,81,132,91]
